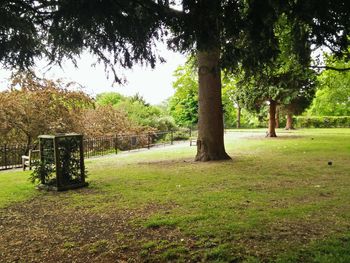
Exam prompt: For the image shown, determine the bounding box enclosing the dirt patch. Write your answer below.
[137,157,195,166]
[0,195,185,263]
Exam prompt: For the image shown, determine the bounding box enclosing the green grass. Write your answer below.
[1,128,350,261]
[0,169,38,208]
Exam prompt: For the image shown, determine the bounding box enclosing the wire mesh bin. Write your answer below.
[38,134,88,191]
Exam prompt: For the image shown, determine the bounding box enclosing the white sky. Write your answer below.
[0,45,187,105]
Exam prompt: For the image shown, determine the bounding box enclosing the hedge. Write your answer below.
[294,116,350,128]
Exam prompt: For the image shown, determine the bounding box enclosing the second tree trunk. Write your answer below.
[267,100,277,137]
[285,113,294,130]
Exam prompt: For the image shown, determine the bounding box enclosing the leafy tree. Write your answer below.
[0,73,93,149]
[96,92,126,106]
[129,93,150,107]
[82,105,146,137]
[169,60,198,127]
[169,60,242,129]
[1,1,349,160]
[237,15,317,137]
[222,76,243,128]
[95,92,176,131]
[282,90,316,130]
[308,56,350,116]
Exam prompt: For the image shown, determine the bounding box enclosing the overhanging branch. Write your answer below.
[310,65,350,72]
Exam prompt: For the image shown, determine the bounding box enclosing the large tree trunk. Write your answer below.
[285,113,295,130]
[195,50,231,161]
[267,100,277,137]
[236,106,241,129]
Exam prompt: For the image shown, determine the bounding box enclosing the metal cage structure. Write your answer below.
[38,133,88,191]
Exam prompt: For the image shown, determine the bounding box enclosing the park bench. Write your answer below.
[189,137,197,146]
[22,149,39,171]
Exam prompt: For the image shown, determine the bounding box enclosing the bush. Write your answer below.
[294,116,350,128]
[29,160,55,185]
[161,130,190,143]
[171,130,190,141]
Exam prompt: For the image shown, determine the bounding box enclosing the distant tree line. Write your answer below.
[169,51,350,133]
[0,73,174,148]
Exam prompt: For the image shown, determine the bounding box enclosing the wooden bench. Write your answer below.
[189,138,197,146]
[22,150,39,171]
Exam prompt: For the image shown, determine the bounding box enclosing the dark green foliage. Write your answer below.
[0,1,44,69]
[29,160,55,185]
[1,1,349,76]
[294,116,350,128]
[286,0,350,60]
[237,14,317,120]
[1,0,165,82]
[57,137,84,185]
[46,0,166,83]
[164,130,190,142]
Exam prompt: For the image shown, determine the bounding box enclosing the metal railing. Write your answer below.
[0,144,29,170]
[0,129,191,171]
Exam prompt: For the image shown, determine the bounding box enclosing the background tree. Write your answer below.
[169,60,198,128]
[96,92,126,107]
[237,14,317,137]
[222,76,243,129]
[95,92,176,131]
[308,56,350,116]
[0,73,93,149]
[283,88,316,130]
[81,105,146,137]
[169,59,242,129]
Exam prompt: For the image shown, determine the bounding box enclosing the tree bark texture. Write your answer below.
[236,106,241,129]
[267,100,277,137]
[195,50,231,161]
[285,113,294,130]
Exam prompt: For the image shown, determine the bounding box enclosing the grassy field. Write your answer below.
[0,128,349,262]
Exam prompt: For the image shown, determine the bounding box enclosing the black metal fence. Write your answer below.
[0,129,191,171]
[0,144,29,170]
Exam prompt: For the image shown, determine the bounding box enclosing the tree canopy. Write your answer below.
[3,1,349,77]
[1,0,349,160]
[0,73,93,147]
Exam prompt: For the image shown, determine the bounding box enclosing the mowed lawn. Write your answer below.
[0,129,349,262]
